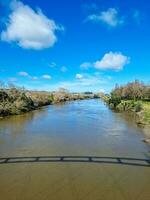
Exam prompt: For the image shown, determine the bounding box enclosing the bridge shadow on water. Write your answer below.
[0,156,150,167]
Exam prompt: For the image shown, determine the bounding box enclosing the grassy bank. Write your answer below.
[101,80,150,142]
[0,87,99,117]
[107,99,150,125]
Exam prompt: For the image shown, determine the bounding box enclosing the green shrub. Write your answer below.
[134,102,142,112]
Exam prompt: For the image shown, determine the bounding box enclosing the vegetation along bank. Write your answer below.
[0,84,99,117]
[101,80,150,143]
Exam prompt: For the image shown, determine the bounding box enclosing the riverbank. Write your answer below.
[0,87,99,117]
[102,96,150,143]
[100,80,150,144]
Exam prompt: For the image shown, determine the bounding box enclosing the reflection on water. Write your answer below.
[0,99,150,200]
[0,106,49,134]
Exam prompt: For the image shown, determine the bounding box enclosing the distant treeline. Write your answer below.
[0,84,99,117]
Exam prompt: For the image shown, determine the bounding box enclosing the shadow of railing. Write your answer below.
[0,156,150,167]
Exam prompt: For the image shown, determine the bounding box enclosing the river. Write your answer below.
[0,99,150,200]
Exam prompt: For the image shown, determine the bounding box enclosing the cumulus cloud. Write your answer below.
[81,52,130,71]
[1,0,64,50]
[86,8,124,27]
[94,52,130,71]
[42,74,51,80]
[76,74,83,79]
[18,71,29,76]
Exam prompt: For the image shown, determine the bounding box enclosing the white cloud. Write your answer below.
[94,52,130,71]
[60,66,68,72]
[42,74,51,80]
[31,76,38,81]
[1,0,64,50]
[18,71,40,81]
[80,62,91,69]
[86,8,124,27]
[76,75,105,86]
[18,71,51,80]
[80,52,130,71]
[20,73,110,92]
[18,71,29,76]
[57,74,108,92]
[76,74,83,79]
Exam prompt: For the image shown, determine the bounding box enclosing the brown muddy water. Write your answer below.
[0,99,150,200]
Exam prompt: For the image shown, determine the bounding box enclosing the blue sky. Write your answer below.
[0,0,150,92]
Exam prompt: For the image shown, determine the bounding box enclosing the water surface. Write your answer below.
[0,99,150,200]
